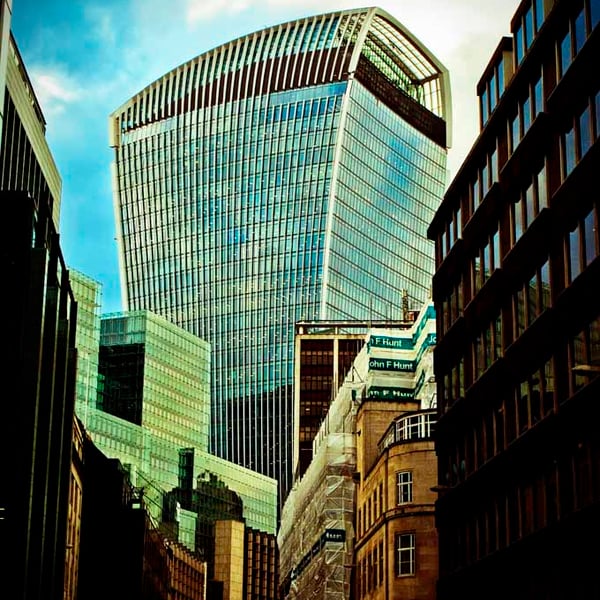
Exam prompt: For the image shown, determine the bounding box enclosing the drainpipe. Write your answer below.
[385,454,389,600]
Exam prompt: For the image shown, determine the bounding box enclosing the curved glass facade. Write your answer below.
[109,7,450,508]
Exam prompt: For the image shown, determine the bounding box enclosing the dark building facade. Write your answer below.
[78,438,170,600]
[428,0,600,598]
[293,324,366,479]
[1,190,78,600]
[0,23,79,600]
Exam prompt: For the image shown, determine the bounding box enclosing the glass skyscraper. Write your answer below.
[109,7,451,507]
[68,271,278,533]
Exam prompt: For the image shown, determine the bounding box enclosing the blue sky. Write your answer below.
[11,0,517,314]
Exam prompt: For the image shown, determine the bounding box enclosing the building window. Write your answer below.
[507,162,547,252]
[558,3,597,80]
[509,73,543,155]
[514,0,546,67]
[592,0,600,30]
[397,471,413,505]
[395,412,435,441]
[561,93,599,181]
[483,50,511,121]
[396,533,416,576]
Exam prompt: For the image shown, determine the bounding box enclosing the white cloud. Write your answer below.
[28,68,82,116]
[187,0,252,24]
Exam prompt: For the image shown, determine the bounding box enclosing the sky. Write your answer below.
[11,0,518,314]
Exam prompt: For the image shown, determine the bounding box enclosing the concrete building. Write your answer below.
[278,303,436,599]
[166,538,208,600]
[427,0,600,597]
[109,7,451,508]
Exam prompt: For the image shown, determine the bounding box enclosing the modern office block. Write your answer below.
[164,451,278,598]
[0,26,77,600]
[69,270,102,429]
[428,0,600,597]
[109,6,451,507]
[99,310,211,452]
[1,32,61,227]
[2,190,78,600]
[69,273,278,533]
[86,310,277,533]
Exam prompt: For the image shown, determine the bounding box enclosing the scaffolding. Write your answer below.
[279,379,359,599]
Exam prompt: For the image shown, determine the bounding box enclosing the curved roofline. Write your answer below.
[110,5,451,144]
[380,7,451,146]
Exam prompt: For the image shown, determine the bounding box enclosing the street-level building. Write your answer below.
[279,303,436,600]
[428,0,600,597]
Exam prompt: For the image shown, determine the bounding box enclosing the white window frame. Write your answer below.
[396,471,413,505]
[396,532,416,576]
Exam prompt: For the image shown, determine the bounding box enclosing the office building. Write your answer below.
[2,190,78,600]
[428,0,600,597]
[99,310,211,452]
[69,270,101,430]
[88,308,278,533]
[0,22,78,600]
[164,459,279,600]
[0,31,61,227]
[293,324,366,480]
[109,6,451,507]
[69,276,278,532]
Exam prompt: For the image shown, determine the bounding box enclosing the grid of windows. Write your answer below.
[513,0,546,65]
[440,434,600,573]
[432,3,600,595]
[557,1,599,78]
[111,8,449,508]
[561,89,600,180]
